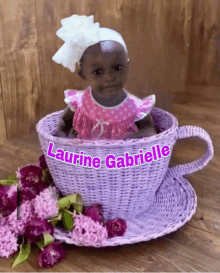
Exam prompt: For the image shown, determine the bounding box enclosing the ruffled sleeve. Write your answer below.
[64,89,80,111]
[134,94,156,122]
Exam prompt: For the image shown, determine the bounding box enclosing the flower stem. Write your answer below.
[63,209,75,216]
[36,242,44,251]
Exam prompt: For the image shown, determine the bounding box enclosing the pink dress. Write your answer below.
[64,86,156,140]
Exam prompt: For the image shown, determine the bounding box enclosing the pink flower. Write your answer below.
[106,219,127,238]
[7,184,17,198]
[33,186,59,220]
[69,215,108,247]
[0,226,18,258]
[24,218,54,243]
[17,165,42,187]
[3,200,35,236]
[84,203,103,223]
[39,154,48,170]
[38,242,66,268]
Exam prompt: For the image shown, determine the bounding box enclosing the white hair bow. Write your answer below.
[52,15,101,73]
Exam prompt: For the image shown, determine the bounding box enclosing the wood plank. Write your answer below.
[166,224,220,261]
[35,0,78,118]
[203,0,220,86]
[62,233,220,271]
[0,0,42,140]
[186,0,220,85]
[162,0,193,91]
[9,130,41,152]
[0,73,6,142]
[0,140,40,175]
[120,0,192,95]
[189,201,220,237]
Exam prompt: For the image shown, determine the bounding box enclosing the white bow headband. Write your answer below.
[52,14,128,73]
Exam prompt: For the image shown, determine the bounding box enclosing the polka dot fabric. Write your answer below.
[64,86,156,140]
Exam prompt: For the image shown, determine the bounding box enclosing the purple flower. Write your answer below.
[18,180,48,205]
[34,186,59,220]
[38,242,66,268]
[18,181,48,205]
[39,154,48,170]
[69,215,108,247]
[0,226,18,258]
[20,187,37,204]
[0,185,17,217]
[84,203,103,223]
[35,181,48,194]
[0,186,11,212]
[106,219,127,238]
[24,218,54,243]
[17,164,42,178]
[17,165,42,187]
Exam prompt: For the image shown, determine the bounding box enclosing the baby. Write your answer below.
[52,15,157,140]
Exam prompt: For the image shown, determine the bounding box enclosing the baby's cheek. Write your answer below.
[87,79,98,90]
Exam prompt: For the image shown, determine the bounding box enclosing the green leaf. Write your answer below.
[68,194,77,204]
[12,241,31,268]
[7,174,17,180]
[41,169,52,183]
[49,212,62,226]
[58,196,71,210]
[73,194,83,214]
[43,232,54,246]
[58,194,83,212]
[0,180,17,186]
[62,210,74,231]
[36,232,54,249]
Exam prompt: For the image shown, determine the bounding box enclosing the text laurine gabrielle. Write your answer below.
[47,142,171,169]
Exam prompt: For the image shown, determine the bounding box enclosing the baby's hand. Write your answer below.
[57,106,76,138]
[124,114,157,140]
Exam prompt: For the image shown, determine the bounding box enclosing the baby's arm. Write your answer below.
[57,106,76,137]
[125,114,157,139]
[136,114,157,136]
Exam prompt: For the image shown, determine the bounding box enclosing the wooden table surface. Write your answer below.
[0,84,219,271]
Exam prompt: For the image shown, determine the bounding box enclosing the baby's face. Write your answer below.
[80,41,129,97]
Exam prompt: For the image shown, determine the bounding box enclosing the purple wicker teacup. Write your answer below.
[36,108,214,220]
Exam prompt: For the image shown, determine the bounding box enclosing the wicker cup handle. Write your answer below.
[166,125,214,178]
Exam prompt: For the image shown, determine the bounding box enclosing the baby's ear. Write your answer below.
[77,68,86,80]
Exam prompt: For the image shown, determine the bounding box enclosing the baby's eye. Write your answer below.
[94,68,103,75]
[113,65,122,71]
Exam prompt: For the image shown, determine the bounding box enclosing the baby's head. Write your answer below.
[77,40,129,97]
[52,15,129,97]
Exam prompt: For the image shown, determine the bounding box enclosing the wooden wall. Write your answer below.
[0,0,219,141]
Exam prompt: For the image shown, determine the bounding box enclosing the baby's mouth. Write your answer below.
[105,84,116,88]
[104,83,120,89]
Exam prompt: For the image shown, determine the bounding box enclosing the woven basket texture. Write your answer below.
[36,108,214,220]
[53,175,197,247]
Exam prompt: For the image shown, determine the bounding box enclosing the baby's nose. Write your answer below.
[104,72,116,82]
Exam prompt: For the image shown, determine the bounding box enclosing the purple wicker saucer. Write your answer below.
[54,174,197,247]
